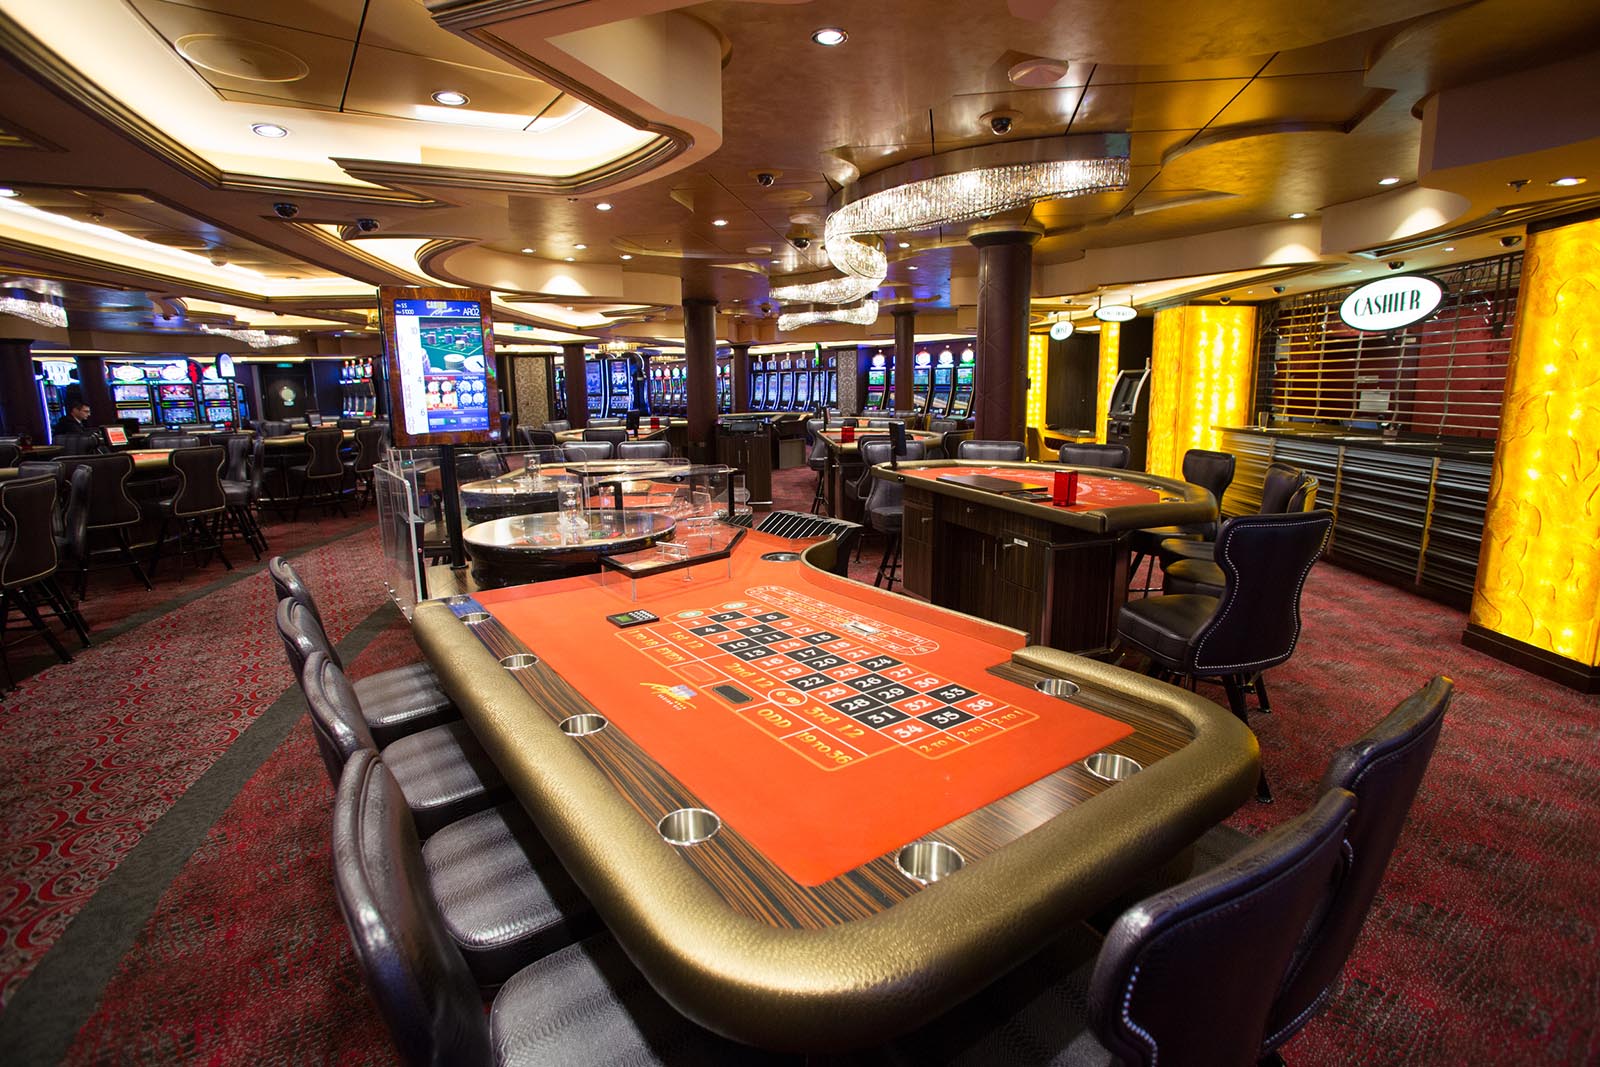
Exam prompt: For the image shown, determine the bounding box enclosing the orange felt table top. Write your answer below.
[474,530,1132,885]
[899,465,1162,511]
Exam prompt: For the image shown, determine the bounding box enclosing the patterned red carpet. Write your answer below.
[4,467,1598,1064]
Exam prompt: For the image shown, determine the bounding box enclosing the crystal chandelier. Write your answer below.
[197,324,296,348]
[0,289,68,329]
[778,300,879,332]
[771,155,1129,312]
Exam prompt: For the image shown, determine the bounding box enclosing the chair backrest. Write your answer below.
[260,420,292,438]
[247,434,267,497]
[268,555,326,629]
[583,427,628,447]
[0,442,18,468]
[336,418,364,430]
[1089,789,1356,1067]
[53,432,102,456]
[303,428,346,478]
[61,454,141,529]
[928,419,960,434]
[16,460,63,485]
[353,426,386,472]
[145,433,194,449]
[617,440,671,460]
[1058,442,1131,468]
[0,476,60,587]
[302,650,379,779]
[168,446,228,517]
[1188,509,1333,676]
[1260,462,1319,515]
[274,594,343,678]
[589,417,625,428]
[562,441,612,462]
[330,750,493,1065]
[1179,448,1238,537]
[542,420,571,433]
[219,434,252,482]
[59,464,92,562]
[517,426,557,448]
[957,439,1026,461]
[1263,676,1452,1053]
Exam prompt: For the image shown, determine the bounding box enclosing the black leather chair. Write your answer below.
[582,427,628,450]
[0,442,19,468]
[616,440,671,460]
[589,417,625,429]
[52,465,92,636]
[1118,509,1333,802]
[516,426,558,451]
[860,439,926,589]
[561,441,612,462]
[259,420,292,438]
[957,439,1026,461]
[336,417,364,430]
[1129,448,1236,593]
[270,563,455,746]
[875,789,1358,1067]
[291,427,349,519]
[59,453,152,597]
[805,418,830,513]
[221,435,269,559]
[331,748,763,1066]
[1058,442,1131,468]
[1194,675,1452,1060]
[53,432,102,456]
[541,420,571,434]
[1159,463,1318,577]
[149,445,232,578]
[144,432,194,449]
[297,644,500,838]
[348,425,386,509]
[0,476,85,687]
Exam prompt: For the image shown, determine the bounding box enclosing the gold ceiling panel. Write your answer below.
[142,0,367,38]
[934,86,1088,142]
[1070,78,1251,134]
[341,44,561,126]
[1210,71,1382,129]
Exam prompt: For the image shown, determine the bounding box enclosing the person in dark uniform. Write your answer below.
[53,395,93,436]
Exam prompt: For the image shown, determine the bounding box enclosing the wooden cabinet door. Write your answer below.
[901,492,934,599]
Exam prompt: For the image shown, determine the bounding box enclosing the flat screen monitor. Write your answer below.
[112,384,149,403]
[158,383,193,400]
[103,426,128,446]
[204,404,234,422]
[164,404,199,424]
[378,286,501,447]
[306,411,324,427]
[202,383,231,400]
[120,407,153,425]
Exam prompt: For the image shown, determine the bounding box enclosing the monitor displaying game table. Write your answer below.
[378,285,501,447]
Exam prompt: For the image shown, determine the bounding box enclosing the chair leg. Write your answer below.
[810,469,828,515]
[1253,672,1271,714]
[44,577,90,647]
[292,476,310,521]
[15,590,72,664]
[1220,674,1273,804]
[115,528,153,591]
[147,516,169,580]
[0,592,12,692]
[874,532,901,589]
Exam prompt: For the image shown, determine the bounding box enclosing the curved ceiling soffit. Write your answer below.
[417,238,675,323]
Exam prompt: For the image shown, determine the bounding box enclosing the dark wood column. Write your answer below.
[969,224,1041,443]
[890,302,916,412]
[74,355,117,425]
[562,343,588,429]
[0,339,47,441]
[730,342,752,413]
[683,298,718,461]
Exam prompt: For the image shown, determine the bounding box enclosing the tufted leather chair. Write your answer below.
[332,748,763,1064]
[1057,442,1131,469]
[1160,464,1320,589]
[860,439,925,590]
[291,427,350,519]
[957,439,1026,461]
[616,440,671,460]
[150,445,231,578]
[582,427,628,449]
[270,568,455,745]
[60,453,152,596]
[561,441,612,462]
[1119,509,1333,801]
[268,554,324,629]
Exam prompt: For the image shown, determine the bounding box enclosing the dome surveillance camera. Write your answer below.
[792,236,810,249]
[1272,285,1287,294]
[356,217,380,233]
[1387,260,1405,270]
[1219,295,1232,304]
[990,115,1013,135]
[1499,235,1523,247]
[272,202,299,219]
[756,172,776,187]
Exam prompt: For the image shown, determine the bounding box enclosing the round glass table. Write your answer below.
[463,508,677,586]
[457,472,577,525]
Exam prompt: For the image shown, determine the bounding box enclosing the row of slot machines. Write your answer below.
[339,358,381,418]
[549,358,643,421]
[643,360,733,414]
[863,346,977,417]
[750,353,838,412]
[110,380,244,427]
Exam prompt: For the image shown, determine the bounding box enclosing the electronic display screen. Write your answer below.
[158,384,193,400]
[112,384,149,403]
[164,404,199,424]
[202,384,231,400]
[103,426,128,446]
[389,298,491,437]
[120,407,153,424]
[204,404,233,422]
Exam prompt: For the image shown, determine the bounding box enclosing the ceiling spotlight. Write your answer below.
[574,243,587,250]
[811,27,847,46]
[898,241,910,248]
[712,218,728,227]
[1289,212,1307,219]
[0,187,18,198]
[251,123,289,138]
[1443,246,1455,252]
[1551,176,1587,187]
[520,247,534,254]
[564,256,575,262]
[431,90,469,107]
[595,202,612,211]
[620,254,633,260]
[1377,176,1401,186]
[907,265,919,271]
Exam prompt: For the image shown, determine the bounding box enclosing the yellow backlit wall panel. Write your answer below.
[1471,217,1600,666]
[1026,332,1048,437]
[1147,305,1256,479]
[1096,323,1120,443]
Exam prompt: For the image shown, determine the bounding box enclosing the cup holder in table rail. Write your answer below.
[444,594,473,606]
[458,611,492,625]
[658,807,721,846]
[895,840,965,885]
[1034,677,1080,699]
[559,713,608,737]
[1083,751,1143,783]
[499,653,538,670]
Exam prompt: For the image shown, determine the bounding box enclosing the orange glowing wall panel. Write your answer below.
[1096,322,1120,443]
[1471,216,1600,666]
[1147,305,1256,479]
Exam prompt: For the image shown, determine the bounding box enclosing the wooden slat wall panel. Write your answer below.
[1421,457,1493,601]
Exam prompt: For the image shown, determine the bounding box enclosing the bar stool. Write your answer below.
[0,476,89,688]
[291,427,350,519]
[60,453,152,597]
[149,445,233,578]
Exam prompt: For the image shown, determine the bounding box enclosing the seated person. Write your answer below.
[53,398,94,436]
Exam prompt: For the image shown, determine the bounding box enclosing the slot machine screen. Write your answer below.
[585,362,605,415]
[164,404,199,424]
[204,404,234,422]
[201,383,231,401]
[112,384,150,403]
[120,407,153,425]
[378,285,501,447]
[158,384,193,401]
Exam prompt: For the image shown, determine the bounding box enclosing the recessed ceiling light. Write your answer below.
[564,256,575,262]
[431,90,469,107]
[1289,212,1307,219]
[908,265,919,271]
[0,187,18,198]
[771,259,780,265]
[712,218,729,227]
[595,202,612,211]
[898,241,910,248]
[1442,246,1456,252]
[574,243,587,250]
[251,123,289,138]
[1377,176,1401,186]
[811,27,848,46]
[520,247,534,254]
[1551,176,1587,187]
[620,253,633,260]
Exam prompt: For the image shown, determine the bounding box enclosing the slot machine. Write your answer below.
[672,364,687,412]
[794,354,811,409]
[109,364,157,428]
[156,381,201,426]
[200,382,237,424]
[716,359,732,412]
[552,362,568,419]
[584,360,605,418]
[950,348,977,417]
[651,364,666,412]
[752,359,768,410]
[605,358,634,417]
[776,356,793,409]
[912,350,932,413]
[864,353,888,410]
[826,353,838,407]
[37,359,79,431]
[930,348,956,417]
